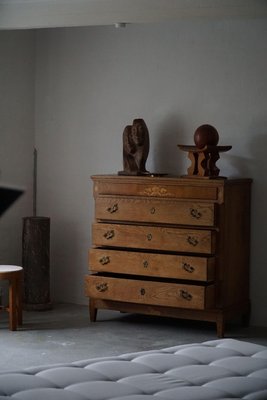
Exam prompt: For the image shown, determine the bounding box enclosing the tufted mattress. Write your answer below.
[0,339,267,399]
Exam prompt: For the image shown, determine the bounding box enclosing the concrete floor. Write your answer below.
[1,303,267,372]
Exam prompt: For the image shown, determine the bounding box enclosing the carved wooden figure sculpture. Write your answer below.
[119,118,150,175]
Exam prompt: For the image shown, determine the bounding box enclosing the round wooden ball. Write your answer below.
[194,124,219,149]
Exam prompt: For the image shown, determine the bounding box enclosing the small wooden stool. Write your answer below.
[0,265,23,331]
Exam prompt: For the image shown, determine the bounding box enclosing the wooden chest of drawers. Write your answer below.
[85,175,252,337]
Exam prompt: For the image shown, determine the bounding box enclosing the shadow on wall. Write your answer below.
[151,114,187,176]
[223,130,267,178]
[245,130,267,324]
[223,153,252,178]
[247,130,267,242]
[248,132,267,178]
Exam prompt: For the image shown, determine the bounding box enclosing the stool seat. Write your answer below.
[0,265,23,273]
[0,265,23,331]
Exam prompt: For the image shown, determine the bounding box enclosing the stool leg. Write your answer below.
[17,274,22,325]
[9,278,17,331]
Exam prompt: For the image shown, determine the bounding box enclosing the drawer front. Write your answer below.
[85,275,214,310]
[89,249,215,282]
[95,196,215,226]
[92,176,224,203]
[92,223,216,254]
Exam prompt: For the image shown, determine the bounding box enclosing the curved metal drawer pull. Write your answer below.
[140,288,146,296]
[187,236,198,246]
[150,207,156,214]
[104,230,115,240]
[147,233,152,241]
[96,283,108,292]
[180,289,192,301]
[190,208,202,219]
[182,262,195,273]
[107,203,118,214]
[99,256,110,265]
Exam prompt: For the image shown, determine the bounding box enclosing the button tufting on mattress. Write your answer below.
[0,339,266,400]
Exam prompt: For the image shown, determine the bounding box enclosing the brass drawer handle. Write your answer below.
[107,204,118,214]
[99,256,110,265]
[182,262,195,273]
[180,289,192,301]
[190,208,202,219]
[104,230,115,240]
[143,260,149,268]
[147,233,152,241]
[140,288,146,296]
[96,283,108,292]
[150,207,156,214]
[187,235,199,246]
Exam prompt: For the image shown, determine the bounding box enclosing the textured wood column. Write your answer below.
[22,217,52,310]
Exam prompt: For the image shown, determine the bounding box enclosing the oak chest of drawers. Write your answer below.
[85,175,252,337]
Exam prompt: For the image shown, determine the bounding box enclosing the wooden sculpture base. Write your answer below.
[178,145,232,178]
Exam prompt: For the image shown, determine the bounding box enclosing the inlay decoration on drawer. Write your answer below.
[92,223,216,254]
[93,177,222,202]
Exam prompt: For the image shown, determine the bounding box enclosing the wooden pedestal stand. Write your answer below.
[178,145,232,178]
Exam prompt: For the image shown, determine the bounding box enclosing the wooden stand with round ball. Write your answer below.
[178,124,232,178]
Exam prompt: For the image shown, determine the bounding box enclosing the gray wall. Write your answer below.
[1,19,267,327]
[0,30,35,267]
[35,20,267,326]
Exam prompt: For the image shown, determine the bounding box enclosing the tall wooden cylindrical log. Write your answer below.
[22,216,52,310]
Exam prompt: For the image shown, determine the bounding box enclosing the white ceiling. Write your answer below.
[0,0,267,30]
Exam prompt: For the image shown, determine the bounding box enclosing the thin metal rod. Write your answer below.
[33,148,37,217]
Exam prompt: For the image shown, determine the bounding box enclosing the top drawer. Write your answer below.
[92,175,224,202]
[95,196,216,227]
